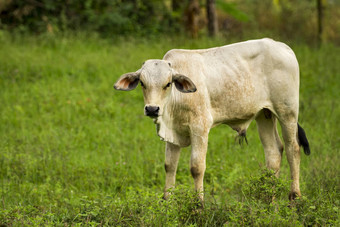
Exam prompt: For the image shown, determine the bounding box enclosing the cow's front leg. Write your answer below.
[163,142,181,200]
[190,131,209,203]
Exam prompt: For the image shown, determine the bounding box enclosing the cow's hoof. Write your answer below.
[162,192,170,201]
[288,191,301,201]
[193,201,204,213]
[193,196,204,211]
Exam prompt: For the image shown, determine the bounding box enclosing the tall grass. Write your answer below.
[0,32,339,225]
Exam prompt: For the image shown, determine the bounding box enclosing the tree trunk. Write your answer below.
[207,0,218,37]
[186,0,200,38]
[317,0,323,46]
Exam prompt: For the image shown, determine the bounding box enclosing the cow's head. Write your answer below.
[114,60,196,118]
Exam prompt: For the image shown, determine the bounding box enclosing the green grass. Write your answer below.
[0,32,339,226]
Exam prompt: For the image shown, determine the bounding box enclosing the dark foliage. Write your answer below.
[0,0,176,36]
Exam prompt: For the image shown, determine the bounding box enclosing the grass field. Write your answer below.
[0,32,339,226]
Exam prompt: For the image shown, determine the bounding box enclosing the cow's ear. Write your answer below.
[114,72,140,91]
[172,74,197,93]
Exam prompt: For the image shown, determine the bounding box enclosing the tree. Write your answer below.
[207,0,218,36]
[317,0,324,46]
[185,0,200,38]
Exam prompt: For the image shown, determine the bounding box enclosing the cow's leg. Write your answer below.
[163,142,181,200]
[190,130,209,202]
[256,109,283,177]
[280,120,301,200]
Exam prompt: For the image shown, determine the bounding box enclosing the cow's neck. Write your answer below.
[153,98,190,147]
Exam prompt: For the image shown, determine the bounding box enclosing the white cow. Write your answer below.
[114,38,310,202]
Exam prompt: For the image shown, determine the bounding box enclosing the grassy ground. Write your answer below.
[0,32,339,226]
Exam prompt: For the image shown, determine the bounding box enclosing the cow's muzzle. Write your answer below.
[145,105,160,118]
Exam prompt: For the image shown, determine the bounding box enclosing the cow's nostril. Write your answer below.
[145,106,160,117]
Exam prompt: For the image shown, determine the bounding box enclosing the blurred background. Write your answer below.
[0,1,339,225]
[0,0,339,45]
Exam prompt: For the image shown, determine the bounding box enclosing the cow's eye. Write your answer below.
[140,81,146,88]
[164,82,171,89]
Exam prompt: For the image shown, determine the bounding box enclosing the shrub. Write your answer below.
[0,0,175,36]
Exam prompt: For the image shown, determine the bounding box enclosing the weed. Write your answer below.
[243,169,288,204]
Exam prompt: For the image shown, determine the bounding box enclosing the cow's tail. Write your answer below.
[297,123,310,155]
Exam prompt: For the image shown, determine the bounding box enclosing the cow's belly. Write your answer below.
[211,100,257,122]
[210,107,256,136]
[209,91,270,133]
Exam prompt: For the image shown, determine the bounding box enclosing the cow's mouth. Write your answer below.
[146,113,159,118]
[152,116,161,124]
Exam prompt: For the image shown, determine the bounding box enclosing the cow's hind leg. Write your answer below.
[256,109,283,177]
[280,119,301,200]
[275,102,301,200]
